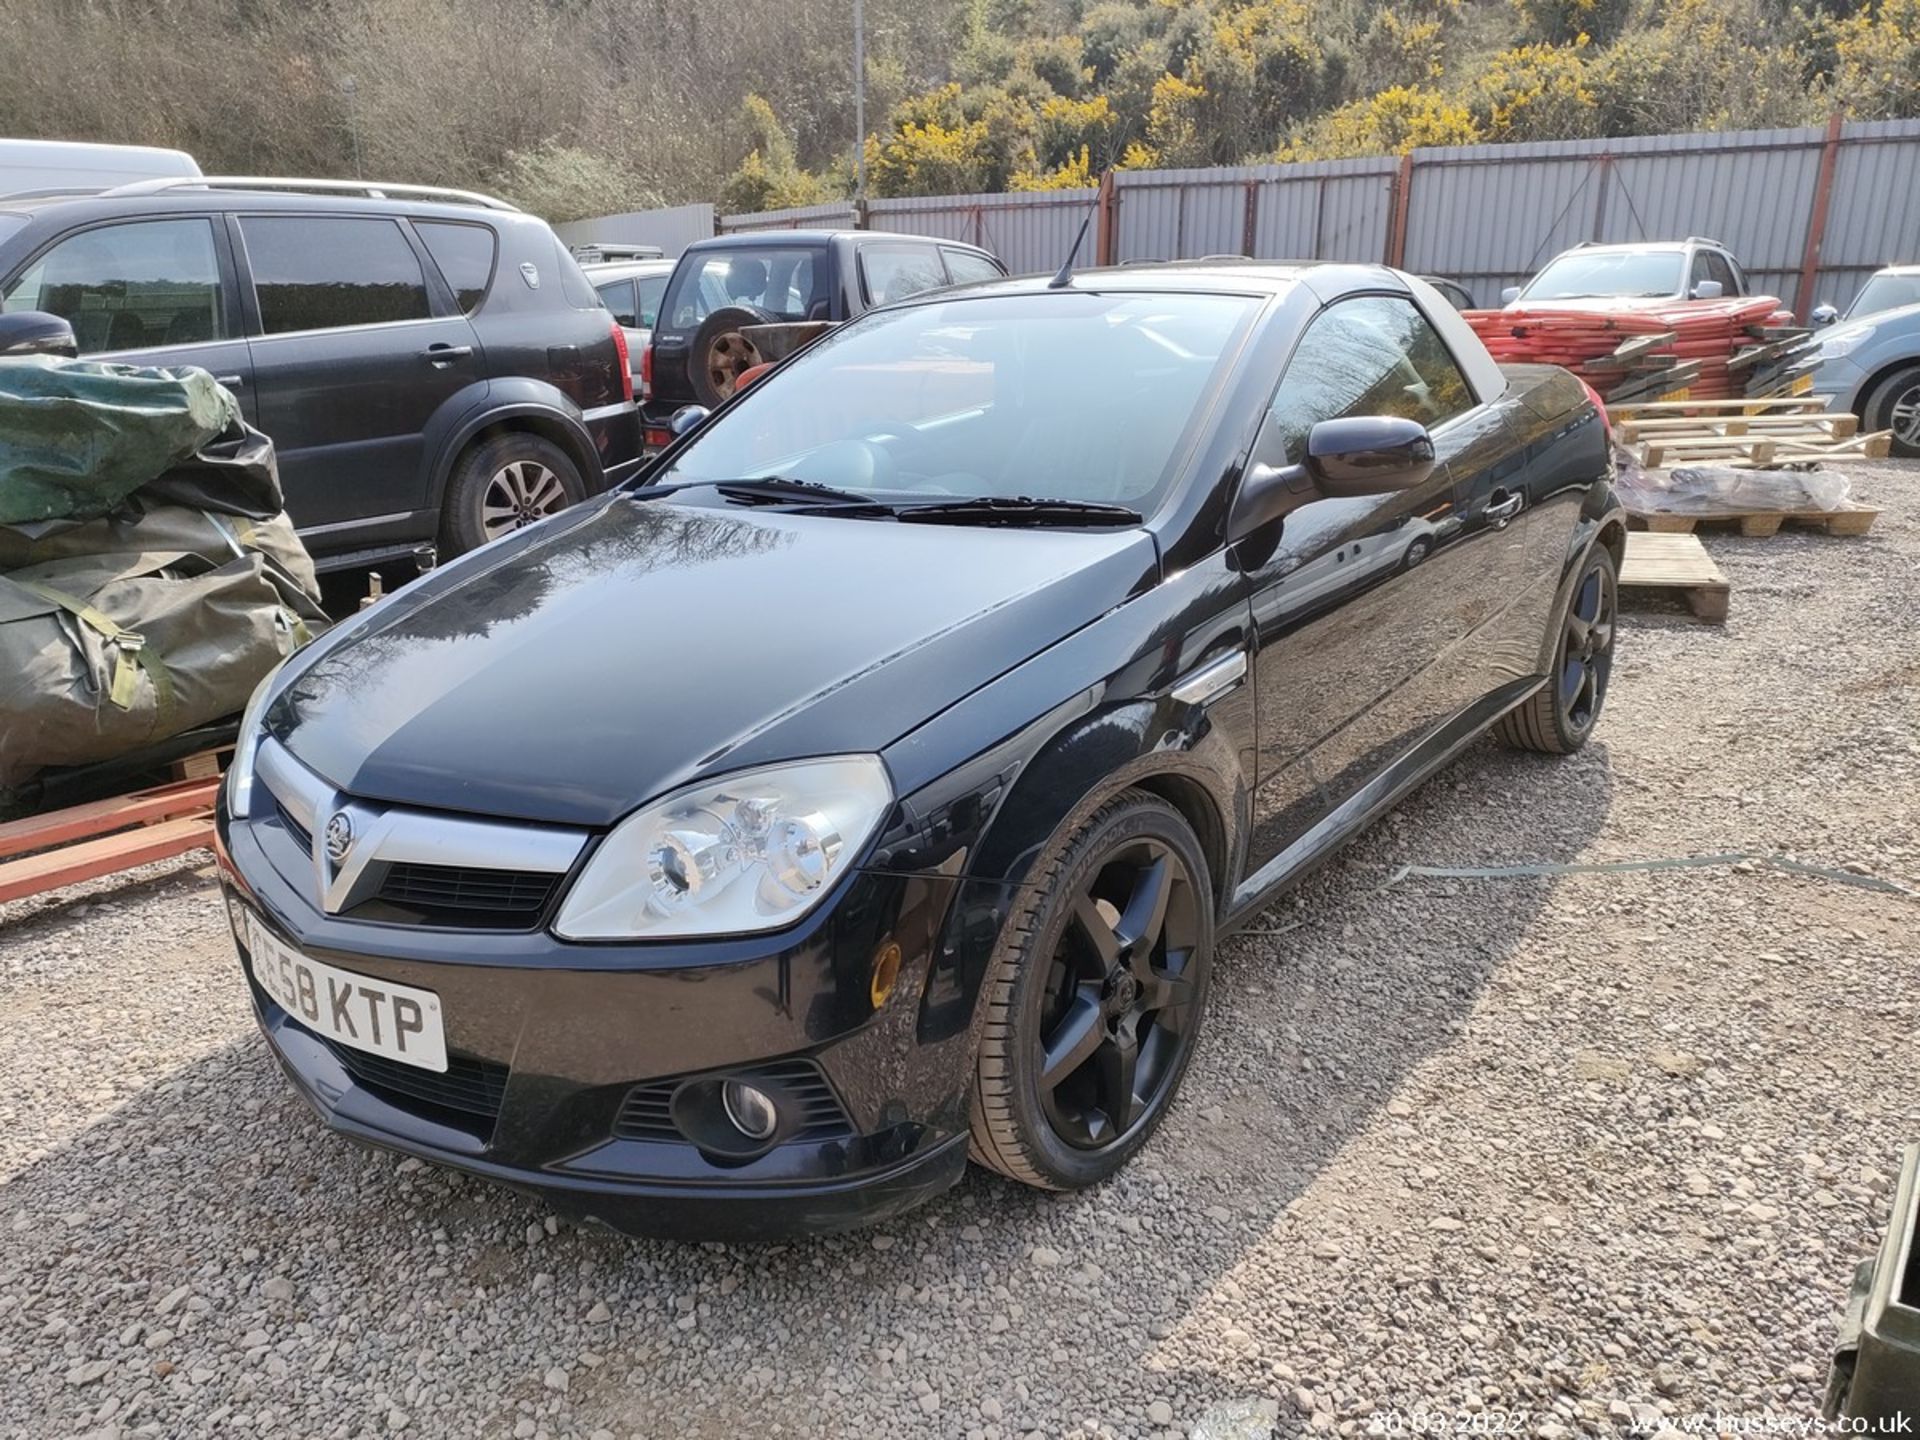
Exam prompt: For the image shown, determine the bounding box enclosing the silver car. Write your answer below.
[583,257,675,395]
[1809,265,1920,457]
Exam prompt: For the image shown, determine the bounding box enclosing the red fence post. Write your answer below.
[1242,179,1259,257]
[1796,111,1846,322]
[1386,151,1415,268]
[1096,170,1118,266]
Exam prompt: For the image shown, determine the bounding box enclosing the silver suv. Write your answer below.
[1504,238,1750,308]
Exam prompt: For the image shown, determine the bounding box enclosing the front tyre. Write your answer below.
[1496,543,1617,754]
[1861,364,1920,459]
[970,791,1213,1191]
[440,433,585,557]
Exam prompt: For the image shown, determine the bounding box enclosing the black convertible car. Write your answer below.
[216,261,1622,1238]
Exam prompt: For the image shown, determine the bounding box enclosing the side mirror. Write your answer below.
[1811,303,1840,328]
[1229,416,1436,541]
[1691,280,1724,300]
[0,309,78,359]
[1500,286,1522,306]
[669,404,710,438]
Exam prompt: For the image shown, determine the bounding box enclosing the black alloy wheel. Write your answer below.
[1495,544,1618,754]
[971,791,1214,1190]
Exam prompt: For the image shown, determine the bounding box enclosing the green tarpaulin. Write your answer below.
[0,355,241,524]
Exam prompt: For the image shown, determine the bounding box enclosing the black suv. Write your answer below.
[642,229,1004,437]
[0,178,642,566]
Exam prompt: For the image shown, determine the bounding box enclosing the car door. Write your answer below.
[1702,249,1741,297]
[0,214,255,418]
[1238,292,1530,871]
[235,212,483,532]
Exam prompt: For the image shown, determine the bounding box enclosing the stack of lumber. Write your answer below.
[1609,397,1892,470]
[1465,297,1819,405]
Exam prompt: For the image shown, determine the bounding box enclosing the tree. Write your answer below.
[720,96,832,214]
[1826,0,1920,119]
[1475,41,1602,142]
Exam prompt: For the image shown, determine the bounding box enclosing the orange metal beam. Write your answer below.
[1386,151,1416,269]
[1795,111,1846,323]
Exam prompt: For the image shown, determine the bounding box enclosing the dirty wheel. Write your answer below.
[440,433,585,557]
[689,305,777,406]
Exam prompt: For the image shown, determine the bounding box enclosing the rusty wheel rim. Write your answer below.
[705,332,761,399]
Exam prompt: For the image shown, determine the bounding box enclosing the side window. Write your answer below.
[1256,295,1474,466]
[415,221,497,312]
[942,247,1004,286]
[3,218,226,355]
[1703,250,1738,294]
[596,279,638,327]
[242,216,430,334]
[634,274,667,328]
[861,243,948,305]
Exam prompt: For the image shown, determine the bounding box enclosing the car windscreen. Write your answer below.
[654,289,1261,512]
[1847,272,1920,320]
[662,247,823,328]
[1523,251,1684,301]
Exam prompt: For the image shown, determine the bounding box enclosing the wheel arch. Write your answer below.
[1855,354,1920,421]
[426,390,600,511]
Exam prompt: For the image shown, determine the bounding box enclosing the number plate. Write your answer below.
[1791,372,1814,395]
[244,910,448,1073]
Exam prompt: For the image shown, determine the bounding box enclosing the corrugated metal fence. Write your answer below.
[553,202,713,258]
[570,116,1920,317]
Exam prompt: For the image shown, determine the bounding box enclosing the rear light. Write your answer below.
[1576,377,1611,442]
[640,341,654,394]
[609,322,634,405]
[645,428,673,449]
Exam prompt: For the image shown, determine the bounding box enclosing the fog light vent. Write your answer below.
[613,1059,853,1149]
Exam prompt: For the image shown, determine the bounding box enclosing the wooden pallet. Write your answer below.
[1612,396,1830,417]
[0,774,218,905]
[1619,531,1729,621]
[1629,428,1890,469]
[1615,412,1859,442]
[1629,504,1880,538]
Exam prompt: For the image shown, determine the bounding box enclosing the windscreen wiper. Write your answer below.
[894,496,1143,527]
[631,476,889,511]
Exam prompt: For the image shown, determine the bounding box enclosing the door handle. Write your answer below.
[421,344,473,364]
[1487,490,1524,527]
[214,373,245,388]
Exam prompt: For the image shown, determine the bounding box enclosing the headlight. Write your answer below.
[224,659,288,820]
[554,756,893,940]
[1819,328,1872,360]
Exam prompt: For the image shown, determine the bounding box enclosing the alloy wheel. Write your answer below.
[481,460,567,540]
[1891,383,1920,448]
[705,332,761,399]
[1558,554,1616,733]
[1035,838,1202,1150]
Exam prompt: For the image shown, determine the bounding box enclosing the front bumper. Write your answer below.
[217,805,978,1240]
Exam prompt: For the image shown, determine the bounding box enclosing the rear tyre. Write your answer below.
[440,434,585,557]
[689,305,778,406]
[970,791,1213,1191]
[1860,364,1920,459]
[1495,544,1617,754]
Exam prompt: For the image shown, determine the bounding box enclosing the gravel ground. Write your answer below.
[2,463,1915,1440]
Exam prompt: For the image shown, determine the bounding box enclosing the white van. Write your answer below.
[0,139,200,198]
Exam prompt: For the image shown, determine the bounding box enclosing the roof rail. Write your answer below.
[100,176,519,212]
[1684,235,1729,249]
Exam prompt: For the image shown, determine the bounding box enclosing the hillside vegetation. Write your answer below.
[3,0,1916,219]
